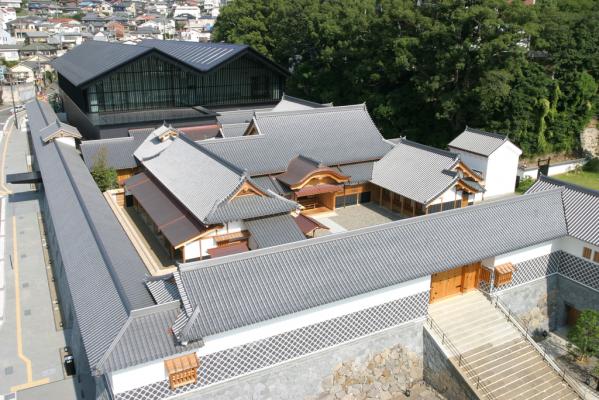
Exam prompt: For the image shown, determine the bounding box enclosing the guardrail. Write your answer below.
[492,296,592,400]
[426,315,497,400]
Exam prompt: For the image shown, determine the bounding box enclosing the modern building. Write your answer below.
[52,39,289,139]
[22,99,599,400]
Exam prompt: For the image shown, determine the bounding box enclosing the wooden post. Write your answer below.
[400,196,404,216]
[379,186,383,205]
[390,192,394,212]
[181,246,186,263]
[412,200,416,216]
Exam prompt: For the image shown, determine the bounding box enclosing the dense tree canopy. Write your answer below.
[213,0,599,157]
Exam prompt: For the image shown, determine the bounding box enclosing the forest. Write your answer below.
[213,0,599,157]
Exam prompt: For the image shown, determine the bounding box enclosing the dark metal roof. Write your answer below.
[52,39,287,88]
[80,133,149,170]
[176,189,568,339]
[6,171,41,184]
[527,175,599,246]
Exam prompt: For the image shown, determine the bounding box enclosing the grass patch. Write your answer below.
[553,170,599,191]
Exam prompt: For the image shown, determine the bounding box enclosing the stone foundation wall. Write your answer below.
[188,320,425,400]
[496,275,558,333]
[423,329,478,400]
[556,276,599,326]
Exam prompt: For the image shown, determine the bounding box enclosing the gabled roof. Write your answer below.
[175,189,568,340]
[81,131,148,170]
[448,127,519,157]
[96,301,202,374]
[276,154,348,188]
[245,214,306,249]
[52,39,287,88]
[26,100,153,374]
[270,94,330,112]
[371,138,460,205]
[526,175,599,246]
[52,40,150,86]
[200,105,394,176]
[39,119,81,143]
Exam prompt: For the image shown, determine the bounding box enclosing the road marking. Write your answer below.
[0,114,14,195]
[8,216,50,393]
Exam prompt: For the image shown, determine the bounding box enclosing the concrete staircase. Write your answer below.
[428,291,580,400]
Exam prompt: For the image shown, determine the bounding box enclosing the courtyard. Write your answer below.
[313,202,404,235]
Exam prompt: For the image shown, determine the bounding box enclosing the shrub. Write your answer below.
[567,309,599,361]
[516,177,535,194]
[90,147,118,192]
[583,158,599,173]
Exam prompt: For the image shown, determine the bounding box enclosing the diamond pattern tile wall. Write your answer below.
[559,251,599,291]
[115,291,429,400]
[492,252,560,293]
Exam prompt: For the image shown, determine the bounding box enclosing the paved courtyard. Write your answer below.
[314,203,404,235]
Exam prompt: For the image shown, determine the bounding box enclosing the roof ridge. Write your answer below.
[255,103,367,119]
[178,134,246,176]
[464,126,508,141]
[538,174,599,197]
[179,188,565,273]
[397,138,460,160]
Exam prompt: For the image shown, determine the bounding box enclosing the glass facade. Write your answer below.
[84,53,285,113]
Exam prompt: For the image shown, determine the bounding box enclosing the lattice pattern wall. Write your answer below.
[115,291,429,400]
[487,251,598,294]
[559,251,599,291]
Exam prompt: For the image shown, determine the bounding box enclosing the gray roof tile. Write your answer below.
[527,176,599,246]
[80,133,149,170]
[448,127,511,156]
[371,139,460,204]
[177,189,567,339]
[245,214,306,249]
[26,100,153,374]
[338,162,375,185]
[200,105,394,175]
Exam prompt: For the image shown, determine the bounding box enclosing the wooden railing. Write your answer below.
[426,315,497,400]
[492,296,591,400]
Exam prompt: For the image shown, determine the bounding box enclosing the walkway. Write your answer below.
[428,292,580,400]
[0,112,71,397]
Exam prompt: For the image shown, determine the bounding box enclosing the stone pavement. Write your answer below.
[0,113,70,397]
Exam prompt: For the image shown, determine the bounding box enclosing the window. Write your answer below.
[583,247,592,259]
[165,354,199,390]
[594,251,599,263]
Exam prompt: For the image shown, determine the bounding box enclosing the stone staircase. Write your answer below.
[427,291,580,400]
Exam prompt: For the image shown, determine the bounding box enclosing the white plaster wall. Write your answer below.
[519,159,586,180]
[184,240,201,261]
[484,143,521,198]
[429,187,457,205]
[559,236,599,262]
[55,137,76,147]
[110,359,166,394]
[197,276,431,357]
[492,240,560,267]
[449,148,488,177]
[227,220,244,233]
[201,237,216,257]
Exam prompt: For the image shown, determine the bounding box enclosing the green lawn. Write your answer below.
[553,170,599,191]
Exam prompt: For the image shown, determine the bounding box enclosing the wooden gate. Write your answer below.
[430,262,481,303]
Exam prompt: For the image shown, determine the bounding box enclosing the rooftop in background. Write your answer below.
[52,39,288,88]
[448,126,512,157]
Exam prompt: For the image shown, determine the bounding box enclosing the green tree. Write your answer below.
[90,148,118,192]
[567,309,599,361]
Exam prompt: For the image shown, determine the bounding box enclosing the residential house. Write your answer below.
[0,43,19,61]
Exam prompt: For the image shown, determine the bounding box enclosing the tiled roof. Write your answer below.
[80,133,149,170]
[204,189,299,224]
[245,214,306,249]
[526,175,599,246]
[448,127,512,157]
[220,123,249,138]
[26,100,153,374]
[176,189,567,339]
[337,162,375,185]
[145,276,180,304]
[371,139,460,205]
[270,94,329,112]
[137,133,245,224]
[200,105,394,175]
[251,175,291,196]
[97,301,202,373]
